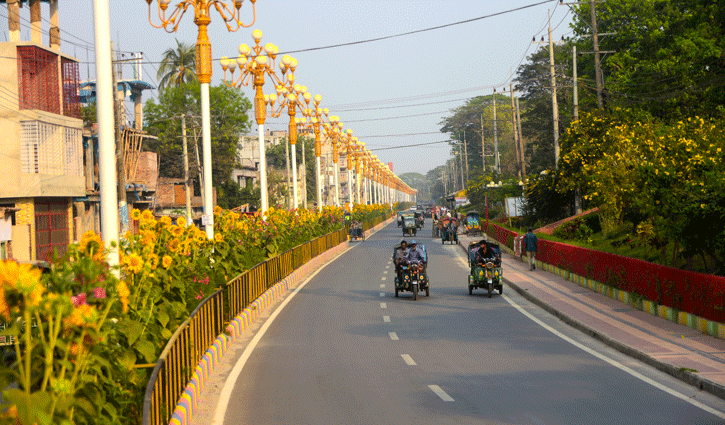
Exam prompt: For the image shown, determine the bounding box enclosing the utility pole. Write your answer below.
[480,112,485,172]
[509,84,522,180]
[492,89,500,175]
[463,129,469,182]
[573,45,579,120]
[285,135,291,208]
[459,147,465,191]
[515,97,527,179]
[548,9,561,169]
[590,0,604,110]
[193,128,205,207]
[112,43,127,234]
[301,137,307,207]
[181,115,192,225]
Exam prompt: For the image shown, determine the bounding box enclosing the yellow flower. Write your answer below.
[117,281,130,313]
[159,216,172,227]
[167,239,181,253]
[123,253,144,274]
[214,233,223,243]
[162,255,173,269]
[131,209,142,221]
[141,210,154,222]
[214,205,223,215]
[170,225,184,238]
[177,217,187,227]
[0,261,42,295]
[148,254,159,270]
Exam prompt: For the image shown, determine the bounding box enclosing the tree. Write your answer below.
[143,82,252,196]
[156,39,198,92]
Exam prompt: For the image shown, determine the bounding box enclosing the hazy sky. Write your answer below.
[0,0,574,176]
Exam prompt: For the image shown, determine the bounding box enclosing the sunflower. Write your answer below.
[214,205,223,215]
[123,253,144,274]
[176,217,187,227]
[162,255,173,269]
[167,239,181,253]
[214,233,223,243]
[141,210,154,222]
[159,216,172,227]
[131,209,142,221]
[148,253,159,270]
[170,225,184,238]
[116,281,130,313]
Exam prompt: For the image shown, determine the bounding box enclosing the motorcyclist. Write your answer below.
[406,240,426,269]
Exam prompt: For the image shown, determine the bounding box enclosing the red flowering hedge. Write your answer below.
[486,223,725,322]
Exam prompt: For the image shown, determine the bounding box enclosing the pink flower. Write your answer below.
[195,294,203,300]
[93,287,106,299]
[72,292,88,307]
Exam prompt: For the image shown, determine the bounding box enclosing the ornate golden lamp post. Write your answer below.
[302,100,327,211]
[220,30,289,213]
[146,0,257,238]
[322,115,345,207]
[341,130,354,210]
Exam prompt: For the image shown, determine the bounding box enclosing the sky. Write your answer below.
[0,0,575,176]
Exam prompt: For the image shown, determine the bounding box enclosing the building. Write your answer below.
[0,0,83,261]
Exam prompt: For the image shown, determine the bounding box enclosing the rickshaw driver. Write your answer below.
[394,240,409,284]
[475,243,499,267]
[406,240,427,270]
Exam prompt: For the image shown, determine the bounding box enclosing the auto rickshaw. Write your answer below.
[465,210,482,236]
[402,215,417,236]
[392,244,429,300]
[440,217,458,244]
[414,211,424,228]
[468,240,503,297]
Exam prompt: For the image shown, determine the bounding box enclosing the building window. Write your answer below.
[61,57,81,119]
[35,201,69,261]
[20,121,83,176]
[17,46,60,115]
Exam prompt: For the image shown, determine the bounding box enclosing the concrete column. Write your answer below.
[133,90,143,131]
[8,0,20,41]
[49,0,60,49]
[30,0,42,44]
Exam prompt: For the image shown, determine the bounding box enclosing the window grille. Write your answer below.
[20,121,83,176]
[61,57,81,119]
[17,46,60,115]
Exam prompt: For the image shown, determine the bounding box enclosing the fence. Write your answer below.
[143,212,390,425]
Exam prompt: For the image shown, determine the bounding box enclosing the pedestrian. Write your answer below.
[524,228,538,271]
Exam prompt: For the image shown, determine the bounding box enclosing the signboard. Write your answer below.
[0,217,11,242]
[505,197,524,217]
[455,197,469,207]
[201,214,213,227]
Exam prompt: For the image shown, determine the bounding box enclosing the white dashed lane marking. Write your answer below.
[401,354,417,366]
[428,385,454,402]
[383,316,390,322]
[380,284,385,288]
[381,277,387,281]
[389,332,399,341]
[380,303,387,309]
[384,270,388,274]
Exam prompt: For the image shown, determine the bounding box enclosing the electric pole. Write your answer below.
[573,45,579,120]
[509,84,522,180]
[463,129,469,182]
[480,112,486,173]
[181,115,192,224]
[112,44,127,234]
[548,9,561,169]
[515,97,526,180]
[590,0,604,110]
[492,89,500,175]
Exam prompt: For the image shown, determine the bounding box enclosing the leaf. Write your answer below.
[157,308,170,328]
[122,320,145,346]
[135,339,157,363]
[160,328,173,340]
[118,349,136,371]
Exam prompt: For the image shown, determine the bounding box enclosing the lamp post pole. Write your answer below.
[147,0,257,237]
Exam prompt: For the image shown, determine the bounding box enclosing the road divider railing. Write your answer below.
[143,212,391,425]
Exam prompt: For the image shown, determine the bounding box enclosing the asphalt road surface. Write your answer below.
[215,222,725,425]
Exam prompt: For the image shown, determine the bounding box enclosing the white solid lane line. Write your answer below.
[389,332,399,341]
[383,316,390,322]
[401,354,417,366]
[502,294,725,420]
[380,292,385,297]
[428,385,454,402]
[380,302,387,309]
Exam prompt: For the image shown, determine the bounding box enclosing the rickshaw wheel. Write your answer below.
[425,287,430,297]
[395,287,399,298]
[469,286,473,295]
[412,284,418,300]
[488,283,493,298]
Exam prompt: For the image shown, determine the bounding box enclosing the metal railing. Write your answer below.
[142,224,366,425]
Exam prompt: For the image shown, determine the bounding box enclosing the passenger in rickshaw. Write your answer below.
[350,220,363,239]
[406,240,427,271]
[394,240,409,284]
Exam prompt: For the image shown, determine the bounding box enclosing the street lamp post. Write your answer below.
[322,115,344,207]
[146,0,257,238]
[302,101,327,211]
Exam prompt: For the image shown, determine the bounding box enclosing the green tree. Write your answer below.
[143,82,252,194]
[156,39,198,92]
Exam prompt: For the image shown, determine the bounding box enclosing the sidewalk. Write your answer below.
[457,233,725,400]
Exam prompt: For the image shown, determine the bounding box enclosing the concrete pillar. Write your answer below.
[133,90,143,130]
[49,0,60,49]
[8,0,20,41]
[30,0,42,44]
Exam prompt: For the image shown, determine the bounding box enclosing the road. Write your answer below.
[214,222,725,425]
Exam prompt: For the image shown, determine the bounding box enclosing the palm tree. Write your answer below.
[156,39,198,91]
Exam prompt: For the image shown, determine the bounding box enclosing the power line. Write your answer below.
[368,140,452,151]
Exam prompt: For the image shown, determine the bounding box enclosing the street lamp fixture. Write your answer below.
[146,0,257,238]
[220,30,290,214]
